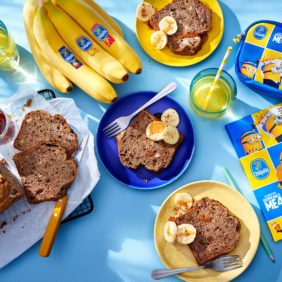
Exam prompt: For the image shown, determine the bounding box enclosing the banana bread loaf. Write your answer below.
[0,160,24,213]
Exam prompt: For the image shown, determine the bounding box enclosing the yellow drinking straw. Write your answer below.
[202,46,233,110]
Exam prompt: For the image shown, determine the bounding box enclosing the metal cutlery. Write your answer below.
[39,135,89,257]
[151,255,243,280]
[103,82,177,138]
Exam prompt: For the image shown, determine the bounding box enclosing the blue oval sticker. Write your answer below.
[58,46,82,69]
[92,24,108,41]
[250,158,270,180]
[253,25,268,40]
[76,36,93,51]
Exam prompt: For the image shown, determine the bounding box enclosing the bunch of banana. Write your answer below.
[23,0,142,103]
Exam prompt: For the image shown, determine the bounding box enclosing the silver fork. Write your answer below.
[151,255,243,280]
[103,82,177,138]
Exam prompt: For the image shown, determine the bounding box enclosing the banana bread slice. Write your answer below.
[116,110,183,173]
[0,161,24,213]
[14,110,78,155]
[150,0,212,55]
[167,35,202,55]
[175,197,240,265]
[13,143,77,203]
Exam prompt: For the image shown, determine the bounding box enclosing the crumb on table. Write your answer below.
[0,221,7,229]
[24,99,32,107]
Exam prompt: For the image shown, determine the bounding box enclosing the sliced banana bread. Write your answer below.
[14,110,78,155]
[0,161,24,213]
[116,110,183,173]
[175,197,240,265]
[167,36,202,55]
[150,0,212,55]
[13,143,77,203]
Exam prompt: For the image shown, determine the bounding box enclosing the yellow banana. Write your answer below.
[83,0,123,37]
[44,1,128,84]
[55,0,142,74]
[33,6,117,103]
[23,0,72,93]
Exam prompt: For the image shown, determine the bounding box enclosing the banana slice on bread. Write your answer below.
[176,224,197,245]
[146,109,180,144]
[164,193,196,245]
[150,31,167,50]
[164,221,196,245]
[161,108,180,127]
[146,121,166,141]
[159,16,178,35]
[162,126,179,145]
[174,192,193,211]
[136,2,156,22]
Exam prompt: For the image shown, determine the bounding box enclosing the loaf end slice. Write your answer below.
[0,161,24,213]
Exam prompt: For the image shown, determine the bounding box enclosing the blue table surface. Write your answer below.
[1,0,282,281]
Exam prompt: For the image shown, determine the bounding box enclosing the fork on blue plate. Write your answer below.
[103,82,177,138]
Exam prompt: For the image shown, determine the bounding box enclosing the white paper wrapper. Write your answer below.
[0,87,100,268]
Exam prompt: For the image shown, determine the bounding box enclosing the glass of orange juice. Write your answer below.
[189,68,237,118]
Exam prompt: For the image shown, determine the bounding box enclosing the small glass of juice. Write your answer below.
[189,68,237,118]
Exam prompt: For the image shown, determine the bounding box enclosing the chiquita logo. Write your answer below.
[92,24,108,41]
[250,158,270,180]
[76,36,93,51]
[253,25,267,40]
[58,46,82,69]
[91,23,115,47]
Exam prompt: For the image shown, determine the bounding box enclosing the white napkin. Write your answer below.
[0,87,100,268]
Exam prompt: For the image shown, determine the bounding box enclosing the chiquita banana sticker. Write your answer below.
[76,36,97,56]
[91,24,115,47]
[58,46,82,69]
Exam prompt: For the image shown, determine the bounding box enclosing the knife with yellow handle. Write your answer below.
[39,195,68,257]
[39,135,89,257]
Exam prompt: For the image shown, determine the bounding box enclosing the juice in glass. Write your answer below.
[190,68,237,118]
[0,20,19,70]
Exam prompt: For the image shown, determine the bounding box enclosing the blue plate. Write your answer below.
[96,91,195,189]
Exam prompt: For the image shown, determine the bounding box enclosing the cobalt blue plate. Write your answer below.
[96,91,195,189]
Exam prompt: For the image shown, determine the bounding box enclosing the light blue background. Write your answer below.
[1,0,282,281]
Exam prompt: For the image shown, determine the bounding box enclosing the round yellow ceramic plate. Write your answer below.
[154,180,260,282]
[136,0,224,67]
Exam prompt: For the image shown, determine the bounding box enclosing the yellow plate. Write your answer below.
[136,0,224,67]
[154,180,260,282]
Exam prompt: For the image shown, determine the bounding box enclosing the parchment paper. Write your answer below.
[0,87,100,268]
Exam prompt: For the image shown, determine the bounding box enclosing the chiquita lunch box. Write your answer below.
[235,20,282,99]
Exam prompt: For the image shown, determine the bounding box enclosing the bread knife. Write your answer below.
[39,134,90,257]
